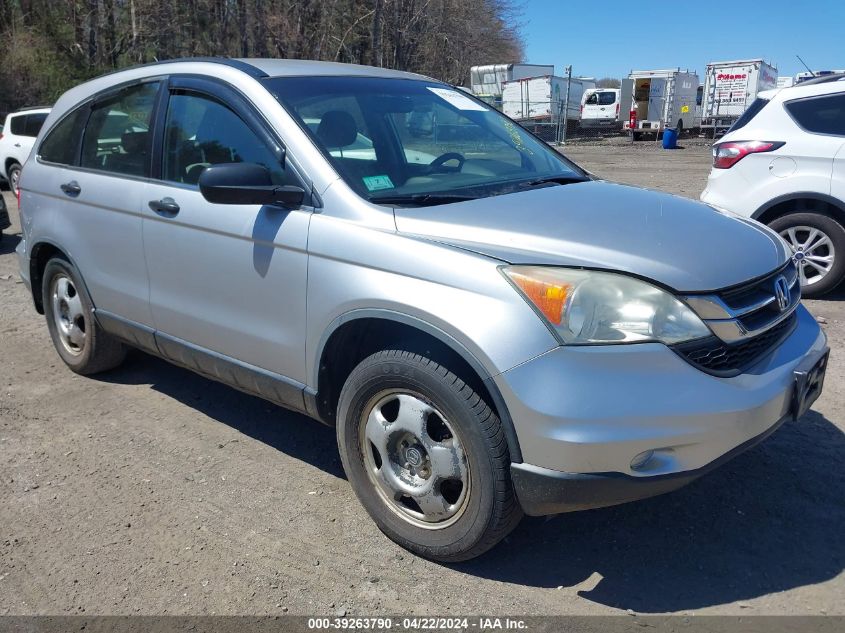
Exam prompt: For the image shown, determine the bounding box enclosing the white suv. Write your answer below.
[701,76,845,297]
[0,106,51,195]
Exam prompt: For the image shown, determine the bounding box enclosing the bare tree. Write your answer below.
[0,0,525,114]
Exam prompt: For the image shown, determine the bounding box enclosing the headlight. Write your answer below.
[502,266,711,345]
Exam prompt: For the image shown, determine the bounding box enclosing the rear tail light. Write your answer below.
[616,103,620,116]
[712,141,784,169]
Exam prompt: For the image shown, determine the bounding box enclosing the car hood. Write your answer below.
[393,181,789,292]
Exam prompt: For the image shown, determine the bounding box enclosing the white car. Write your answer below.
[701,75,845,297]
[0,106,51,195]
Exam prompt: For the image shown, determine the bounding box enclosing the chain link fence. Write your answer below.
[494,72,628,144]
[482,70,697,145]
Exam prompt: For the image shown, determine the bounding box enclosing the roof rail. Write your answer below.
[143,57,269,78]
[14,105,52,112]
[796,73,845,86]
[97,57,269,80]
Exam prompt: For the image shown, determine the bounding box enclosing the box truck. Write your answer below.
[502,75,596,124]
[700,59,777,133]
[795,69,845,84]
[621,69,700,138]
[469,64,555,107]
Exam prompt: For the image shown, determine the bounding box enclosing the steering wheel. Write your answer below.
[426,152,465,174]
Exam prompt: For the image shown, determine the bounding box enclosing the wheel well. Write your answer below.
[5,157,20,174]
[755,196,845,227]
[315,318,499,428]
[29,242,66,314]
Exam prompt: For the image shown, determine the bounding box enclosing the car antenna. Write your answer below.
[796,55,816,78]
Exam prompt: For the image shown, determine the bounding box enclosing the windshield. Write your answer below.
[264,76,586,204]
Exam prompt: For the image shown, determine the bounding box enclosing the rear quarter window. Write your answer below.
[39,108,88,165]
[9,115,26,135]
[785,93,845,136]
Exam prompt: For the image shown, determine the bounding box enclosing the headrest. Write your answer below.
[122,131,148,154]
[316,111,358,148]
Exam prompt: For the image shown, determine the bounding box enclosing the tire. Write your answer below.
[337,348,522,562]
[42,256,126,374]
[8,163,21,196]
[768,212,845,298]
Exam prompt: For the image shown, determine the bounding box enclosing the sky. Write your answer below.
[521,0,845,81]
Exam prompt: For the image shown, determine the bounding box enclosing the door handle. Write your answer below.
[13,143,21,148]
[148,197,180,216]
[60,181,81,196]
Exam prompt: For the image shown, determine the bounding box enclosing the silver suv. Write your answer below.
[16,59,829,562]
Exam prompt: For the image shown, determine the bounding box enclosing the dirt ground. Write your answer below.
[1,143,843,617]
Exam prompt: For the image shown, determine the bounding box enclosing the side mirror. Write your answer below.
[198,163,305,207]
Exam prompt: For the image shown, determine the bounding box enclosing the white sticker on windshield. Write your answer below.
[427,87,487,111]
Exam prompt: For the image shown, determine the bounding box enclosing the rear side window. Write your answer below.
[727,97,769,132]
[24,113,48,137]
[39,108,88,165]
[80,81,160,177]
[786,93,845,136]
[9,113,47,137]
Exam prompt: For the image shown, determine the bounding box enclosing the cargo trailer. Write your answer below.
[469,63,555,108]
[502,75,596,124]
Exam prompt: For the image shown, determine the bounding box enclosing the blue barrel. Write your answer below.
[662,127,678,149]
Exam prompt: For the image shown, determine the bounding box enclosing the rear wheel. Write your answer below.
[42,256,127,374]
[769,212,845,297]
[337,348,522,562]
[8,163,21,196]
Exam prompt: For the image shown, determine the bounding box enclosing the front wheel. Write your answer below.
[337,349,522,562]
[770,213,845,298]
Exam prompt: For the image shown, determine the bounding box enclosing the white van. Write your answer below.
[580,88,621,129]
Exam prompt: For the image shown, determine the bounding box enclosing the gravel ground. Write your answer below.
[1,143,843,617]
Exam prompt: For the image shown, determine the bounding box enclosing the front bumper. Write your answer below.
[580,119,622,129]
[496,304,827,514]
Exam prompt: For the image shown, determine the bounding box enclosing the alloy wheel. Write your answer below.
[780,225,836,288]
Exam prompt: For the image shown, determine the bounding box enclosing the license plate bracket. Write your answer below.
[792,348,829,420]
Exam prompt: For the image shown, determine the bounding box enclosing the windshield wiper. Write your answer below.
[520,175,589,188]
[369,193,479,206]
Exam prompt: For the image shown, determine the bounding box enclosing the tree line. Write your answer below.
[0,0,523,115]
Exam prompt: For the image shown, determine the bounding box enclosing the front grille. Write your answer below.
[673,312,798,377]
[720,261,799,330]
